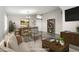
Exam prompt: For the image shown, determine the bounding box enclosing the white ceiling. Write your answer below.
[60,6,76,10]
[5,6,58,15]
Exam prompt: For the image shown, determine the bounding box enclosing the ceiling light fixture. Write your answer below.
[36,15,42,19]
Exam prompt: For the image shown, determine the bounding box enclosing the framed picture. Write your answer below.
[20,19,29,27]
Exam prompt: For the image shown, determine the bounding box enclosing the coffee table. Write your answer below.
[42,39,69,52]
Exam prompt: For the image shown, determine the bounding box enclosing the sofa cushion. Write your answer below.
[0,33,11,48]
[8,33,20,51]
[0,40,5,48]
[0,47,15,52]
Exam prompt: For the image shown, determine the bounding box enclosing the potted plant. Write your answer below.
[9,21,16,33]
[58,37,64,46]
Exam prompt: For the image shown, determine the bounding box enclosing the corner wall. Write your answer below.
[0,7,8,41]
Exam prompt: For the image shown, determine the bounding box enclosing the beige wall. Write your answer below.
[42,7,62,34]
[7,15,37,28]
[61,6,79,32]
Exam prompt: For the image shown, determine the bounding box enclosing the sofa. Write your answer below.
[0,32,46,52]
